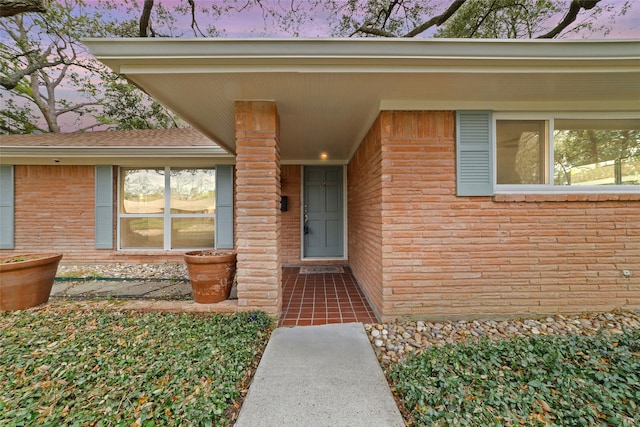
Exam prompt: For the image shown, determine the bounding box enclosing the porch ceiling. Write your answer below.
[84,38,640,163]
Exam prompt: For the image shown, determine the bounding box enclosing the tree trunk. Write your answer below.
[139,0,154,37]
[0,0,47,17]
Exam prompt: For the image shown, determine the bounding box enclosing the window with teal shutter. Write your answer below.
[95,165,114,249]
[456,111,494,196]
[215,165,234,249]
[0,165,14,249]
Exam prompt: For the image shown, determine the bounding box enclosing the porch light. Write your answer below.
[320,152,328,160]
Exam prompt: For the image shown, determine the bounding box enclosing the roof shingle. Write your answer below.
[0,128,216,148]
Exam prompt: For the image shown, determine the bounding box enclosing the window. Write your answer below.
[119,167,216,250]
[495,116,640,191]
[496,120,546,184]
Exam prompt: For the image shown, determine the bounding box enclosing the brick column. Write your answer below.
[234,101,282,317]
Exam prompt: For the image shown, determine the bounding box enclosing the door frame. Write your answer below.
[300,165,348,261]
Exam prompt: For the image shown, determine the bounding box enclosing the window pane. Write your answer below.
[554,119,640,186]
[496,120,546,184]
[171,218,215,249]
[170,169,216,214]
[121,169,165,214]
[120,218,164,249]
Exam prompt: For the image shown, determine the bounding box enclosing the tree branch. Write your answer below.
[77,122,106,132]
[139,0,154,37]
[404,0,468,37]
[352,25,396,37]
[380,0,400,31]
[0,57,63,90]
[188,0,205,37]
[537,0,600,39]
[0,0,47,17]
[467,0,500,38]
[57,101,100,116]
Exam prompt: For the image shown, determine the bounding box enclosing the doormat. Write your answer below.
[299,266,344,274]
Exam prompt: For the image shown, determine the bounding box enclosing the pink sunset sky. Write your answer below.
[83,0,640,39]
[3,0,639,133]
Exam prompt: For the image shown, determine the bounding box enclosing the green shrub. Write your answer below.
[389,329,640,426]
[0,310,272,426]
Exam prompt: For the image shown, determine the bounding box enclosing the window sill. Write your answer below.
[492,193,640,203]
[115,250,192,256]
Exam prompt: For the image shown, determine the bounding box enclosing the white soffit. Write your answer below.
[84,38,640,162]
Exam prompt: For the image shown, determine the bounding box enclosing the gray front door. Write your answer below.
[303,166,344,258]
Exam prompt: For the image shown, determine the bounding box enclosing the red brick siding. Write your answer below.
[3,165,207,264]
[234,101,282,316]
[347,116,384,317]
[280,165,301,264]
[11,165,98,261]
[376,110,640,321]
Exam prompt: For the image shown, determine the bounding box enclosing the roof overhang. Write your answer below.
[0,128,233,166]
[0,147,234,166]
[84,38,640,163]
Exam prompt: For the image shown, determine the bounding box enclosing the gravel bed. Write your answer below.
[57,262,188,281]
[366,310,640,366]
[55,263,640,368]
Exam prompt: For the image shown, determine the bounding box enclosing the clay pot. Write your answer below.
[0,253,63,311]
[184,250,236,303]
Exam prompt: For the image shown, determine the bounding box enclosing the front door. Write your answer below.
[303,166,344,258]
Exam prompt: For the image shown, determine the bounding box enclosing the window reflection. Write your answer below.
[171,218,215,249]
[554,119,640,186]
[120,218,164,249]
[496,120,546,184]
[121,169,165,214]
[170,169,216,214]
[119,167,216,250]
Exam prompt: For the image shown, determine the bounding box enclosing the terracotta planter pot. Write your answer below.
[0,253,63,311]
[184,250,237,303]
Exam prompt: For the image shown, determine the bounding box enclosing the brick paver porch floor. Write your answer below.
[279,266,378,326]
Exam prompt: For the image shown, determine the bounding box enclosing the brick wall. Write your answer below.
[234,101,282,316]
[376,110,640,321]
[347,116,384,317]
[12,165,98,261]
[3,165,195,264]
[280,165,301,264]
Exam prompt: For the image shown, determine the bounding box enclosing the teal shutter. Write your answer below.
[0,165,15,249]
[95,165,113,249]
[215,165,234,249]
[456,111,494,196]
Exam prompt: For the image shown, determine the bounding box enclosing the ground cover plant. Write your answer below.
[0,308,272,426]
[389,329,640,426]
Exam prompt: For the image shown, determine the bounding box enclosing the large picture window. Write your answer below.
[495,116,640,190]
[119,167,216,250]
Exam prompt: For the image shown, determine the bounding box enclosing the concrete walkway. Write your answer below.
[235,323,405,427]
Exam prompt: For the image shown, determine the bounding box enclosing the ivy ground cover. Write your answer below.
[0,309,272,426]
[389,329,640,426]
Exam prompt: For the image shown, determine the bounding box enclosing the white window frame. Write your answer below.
[117,166,216,251]
[493,112,640,194]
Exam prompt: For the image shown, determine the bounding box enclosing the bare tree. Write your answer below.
[1,11,101,132]
[346,0,604,38]
[1,0,179,134]
[138,0,617,40]
[537,0,600,38]
[139,0,154,37]
[139,0,205,37]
